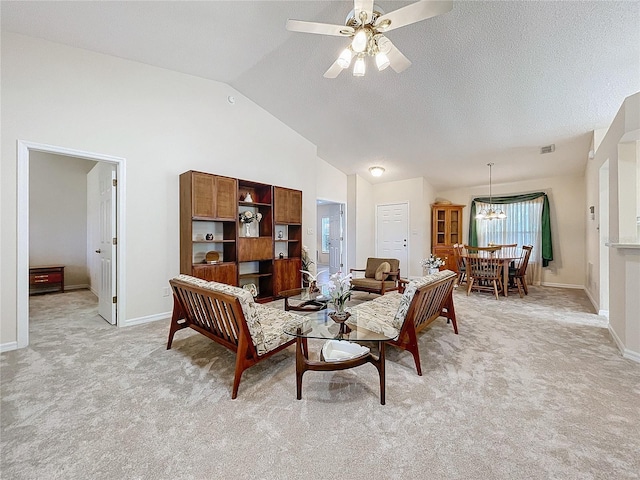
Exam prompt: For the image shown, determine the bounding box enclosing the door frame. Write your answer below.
[375,202,410,276]
[316,199,347,273]
[17,140,127,348]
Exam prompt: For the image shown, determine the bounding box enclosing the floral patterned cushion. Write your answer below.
[253,304,304,355]
[346,302,400,339]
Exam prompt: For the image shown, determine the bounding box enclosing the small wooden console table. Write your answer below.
[29,265,65,295]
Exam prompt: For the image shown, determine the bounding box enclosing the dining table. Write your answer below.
[461,249,521,297]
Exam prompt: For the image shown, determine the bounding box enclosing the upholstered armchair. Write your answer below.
[350,258,400,295]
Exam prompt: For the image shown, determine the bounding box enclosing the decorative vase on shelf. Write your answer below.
[244,223,251,237]
[245,193,253,203]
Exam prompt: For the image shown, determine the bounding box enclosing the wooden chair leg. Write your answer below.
[404,326,422,376]
[522,277,529,295]
[166,297,186,350]
[492,280,499,300]
[232,334,251,399]
[443,294,458,334]
[466,278,474,296]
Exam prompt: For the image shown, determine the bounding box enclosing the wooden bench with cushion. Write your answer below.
[167,274,305,399]
[350,257,400,295]
[347,270,458,375]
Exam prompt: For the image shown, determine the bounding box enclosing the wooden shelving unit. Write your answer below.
[180,171,302,302]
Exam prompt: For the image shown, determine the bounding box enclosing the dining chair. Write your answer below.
[494,243,519,258]
[509,245,533,297]
[465,246,504,300]
[452,243,467,286]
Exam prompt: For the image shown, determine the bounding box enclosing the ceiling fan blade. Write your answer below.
[323,60,344,79]
[385,39,412,73]
[286,19,354,37]
[374,0,453,32]
[354,0,374,24]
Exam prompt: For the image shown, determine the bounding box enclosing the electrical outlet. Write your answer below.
[307,228,314,235]
[163,287,170,297]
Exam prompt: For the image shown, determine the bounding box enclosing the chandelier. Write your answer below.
[475,163,506,221]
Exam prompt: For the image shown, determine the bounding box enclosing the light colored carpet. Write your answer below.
[1,286,639,479]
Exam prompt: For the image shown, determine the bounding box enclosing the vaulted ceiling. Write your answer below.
[2,1,639,189]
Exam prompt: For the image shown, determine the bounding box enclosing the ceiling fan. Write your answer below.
[286,0,453,78]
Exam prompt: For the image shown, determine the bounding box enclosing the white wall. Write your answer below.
[29,152,96,289]
[586,92,640,360]
[346,174,374,271]
[373,177,436,277]
[437,174,586,288]
[1,33,343,345]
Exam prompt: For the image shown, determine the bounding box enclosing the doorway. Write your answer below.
[376,203,409,275]
[317,200,345,277]
[16,141,126,348]
[599,159,610,317]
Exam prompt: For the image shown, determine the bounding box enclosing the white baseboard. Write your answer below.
[598,309,609,318]
[608,326,640,363]
[64,284,90,291]
[541,282,584,289]
[0,341,18,353]
[583,287,599,312]
[90,287,98,297]
[624,349,640,363]
[122,311,171,327]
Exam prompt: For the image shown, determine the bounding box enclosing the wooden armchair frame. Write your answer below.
[392,273,458,375]
[167,278,298,399]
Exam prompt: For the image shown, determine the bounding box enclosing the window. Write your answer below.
[321,217,330,253]
[475,197,544,284]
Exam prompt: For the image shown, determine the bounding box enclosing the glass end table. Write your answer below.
[284,309,396,405]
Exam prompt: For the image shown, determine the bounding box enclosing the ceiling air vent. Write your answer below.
[540,144,555,154]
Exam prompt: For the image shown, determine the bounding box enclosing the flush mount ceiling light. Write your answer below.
[286,0,453,78]
[369,166,385,177]
[475,163,506,221]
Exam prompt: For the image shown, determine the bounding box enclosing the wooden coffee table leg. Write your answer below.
[379,341,386,405]
[295,337,307,400]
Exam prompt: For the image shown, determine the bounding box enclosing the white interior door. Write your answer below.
[376,203,409,276]
[98,163,117,324]
[329,205,343,274]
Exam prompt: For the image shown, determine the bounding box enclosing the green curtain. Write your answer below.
[468,192,553,267]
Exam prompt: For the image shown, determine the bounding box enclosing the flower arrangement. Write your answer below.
[239,210,262,224]
[421,254,444,270]
[326,271,353,314]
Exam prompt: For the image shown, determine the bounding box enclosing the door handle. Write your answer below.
[95,249,101,254]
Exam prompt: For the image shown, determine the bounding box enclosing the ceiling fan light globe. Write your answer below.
[352,29,368,53]
[337,48,352,68]
[375,51,390,71]
[353,57,366,76]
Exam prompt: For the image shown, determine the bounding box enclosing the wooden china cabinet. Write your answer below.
[431,203,465,273]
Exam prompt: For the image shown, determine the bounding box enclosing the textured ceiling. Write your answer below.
[2,1,639,189]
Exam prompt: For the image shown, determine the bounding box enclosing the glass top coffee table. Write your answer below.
[284,310,397,405]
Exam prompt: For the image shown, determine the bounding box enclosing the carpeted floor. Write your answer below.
[1,286,639,479]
